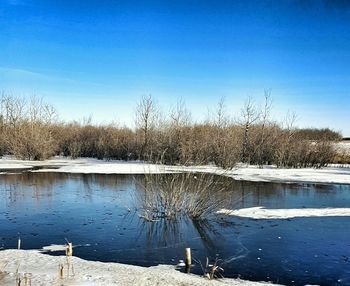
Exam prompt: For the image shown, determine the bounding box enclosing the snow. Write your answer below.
[53,162,174,174]
[0,250,277,286]
[217,207,350,219]
[41,244,69,252]
[0,163,32,170]
[221,165,350,184]
[1,157,350,185]
[335,142,350,155]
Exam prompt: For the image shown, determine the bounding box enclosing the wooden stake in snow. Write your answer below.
[66,242,73,257]
[24,273,32,286]
[59,264,64,279]
[185,248,191,273]
[15,276,21,286]
[17,237,21,250]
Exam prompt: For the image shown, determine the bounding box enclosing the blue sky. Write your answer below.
[1,0,349,135]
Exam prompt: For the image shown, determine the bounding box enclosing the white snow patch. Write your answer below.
[40,244,68,252]
[0,164,32,170]
[222,165,350,184]
[218,207,350,219]
[1,157,350,184]
[0,250,278,286]
[50,162,175,174]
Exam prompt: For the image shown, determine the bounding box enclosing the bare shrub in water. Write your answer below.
[136,173,231,220]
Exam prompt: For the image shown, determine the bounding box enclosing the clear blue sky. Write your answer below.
[1,0,349,135]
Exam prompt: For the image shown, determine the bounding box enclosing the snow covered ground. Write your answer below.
[218,207,350,219]
[1,156,350,184]
[222,164,350,184]
[0,250,277,286]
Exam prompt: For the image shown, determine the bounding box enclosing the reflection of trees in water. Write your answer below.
[229,180,300,209]
[0,173,58,207]
[78,174,138,203]
[2,172,66,187]
[78,174,136,190]
[0,173,138,208]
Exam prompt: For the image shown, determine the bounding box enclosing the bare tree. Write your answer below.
[252,90,274,166]
[135,95,158,160]
[0,93,26,128]
[275,111,298,167]
[170,98,191,128]
[211,97,234,167]
[214,96,229,128]
[157,99,192,164]
[240,97,260,163]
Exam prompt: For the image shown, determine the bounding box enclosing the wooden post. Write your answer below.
[66,242,73,257]
[17,237,21,250]
[59,264,64,279]
[185,248,191,273]
[24,273,32,286]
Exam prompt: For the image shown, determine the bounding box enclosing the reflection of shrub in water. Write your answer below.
[135,215,220,252]
[137,173,230,220]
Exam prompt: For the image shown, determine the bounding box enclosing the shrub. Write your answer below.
[136,173,231,220]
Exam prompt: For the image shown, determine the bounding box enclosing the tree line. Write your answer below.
[0,92,344,167]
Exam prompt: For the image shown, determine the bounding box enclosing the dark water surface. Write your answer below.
[0,172,350,286]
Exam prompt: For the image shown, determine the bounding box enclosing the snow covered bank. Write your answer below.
[0,250,277,286]
[0,163,32,170]
[221,165,350,184]
[52,161,174,174]
[218,207,350,219]
[0,157,176,174]
[1,157,350,184]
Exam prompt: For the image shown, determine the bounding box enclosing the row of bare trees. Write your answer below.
[0,92,343,167]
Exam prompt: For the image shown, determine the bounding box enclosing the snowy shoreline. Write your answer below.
[1,157,350,185]
[218,207,350,219]
[0,250,277,286]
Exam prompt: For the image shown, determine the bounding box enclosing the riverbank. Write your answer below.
[1,157,350,185]
[0,250,277,286]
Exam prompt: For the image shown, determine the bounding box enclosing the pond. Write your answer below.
[0,172,350,285]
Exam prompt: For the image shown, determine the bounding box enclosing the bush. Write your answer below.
[136,173,231,220]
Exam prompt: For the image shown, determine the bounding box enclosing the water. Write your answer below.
[0,172,350,285]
